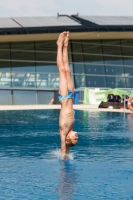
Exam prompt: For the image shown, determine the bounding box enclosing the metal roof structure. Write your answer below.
[13,16,81,27]
[78,16,133,25]
[0,14,133,35]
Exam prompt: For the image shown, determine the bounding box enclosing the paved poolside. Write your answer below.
[0,104,132,113]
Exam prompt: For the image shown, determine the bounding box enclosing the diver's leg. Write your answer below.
[56,32,68,96]
[63,31,74,93]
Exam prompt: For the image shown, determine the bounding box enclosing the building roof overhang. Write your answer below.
[0,15,133,42]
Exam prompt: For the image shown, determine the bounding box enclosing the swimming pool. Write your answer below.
[0,110,133,199]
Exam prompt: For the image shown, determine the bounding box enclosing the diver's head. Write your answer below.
[66,130,78,146]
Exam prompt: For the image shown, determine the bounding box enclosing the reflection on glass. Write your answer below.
[36,63,59,88]
[0,39,133,90]
[12,72,36,88]
[73,63,84,74]
[36,73,59,88]
[74,75,86,88]
[85,64,104,75]
[12,62,36,88]
[0,61,11,87]
[125,77,133,88]
[0,72,11,87]
[105,65,124,76]
[106,76,126,88]
[86,75,106,88]
[124,67,133,76]
[57,162,77,200]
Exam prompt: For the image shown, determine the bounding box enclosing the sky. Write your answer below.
[0,0,132,17]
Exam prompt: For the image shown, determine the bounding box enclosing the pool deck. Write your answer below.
[0,104,132,113]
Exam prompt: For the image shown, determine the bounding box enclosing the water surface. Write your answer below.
[0,110,133,199]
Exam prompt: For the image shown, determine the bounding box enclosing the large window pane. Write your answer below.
[36,52,56,62]
[12,62,35,72]
[102,40,123,77]
[84,54,103,64]
[85,64,104,75]
[0,61,11,87]
[35,41,56,51]
[74,75,86,88]
[11,42,35,61]
[11,51,35,61]
[0,43,10,60]
[105,66,124,76]
[0,43,10,49]
[38,91,54,104]
[71,41,83,62]
[82,40,102,54]
[36,62,58,73]
[0,90,12,105]
[12,62,35,87]
[11,42,34,50]
[71,41,85,75]
[121,40,133,66]
[73,63,84,74]
[13,90,36,104]
[36,62,58,88]
[0,51,10,60]
[124,66,133,76]
[86,75,106,88]
[82,40,103,64]
[126,77,133,88]
[106,76,126,88]
[0,61,10,71]
[37,73,59,88]
[102,40,122,56]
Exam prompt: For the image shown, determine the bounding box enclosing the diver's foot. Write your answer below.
[57,32,67,46]
[64,31,69,47]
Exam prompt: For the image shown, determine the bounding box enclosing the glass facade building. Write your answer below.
[0,39,133,104]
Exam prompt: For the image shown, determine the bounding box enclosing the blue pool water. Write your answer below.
[0,110,133,200]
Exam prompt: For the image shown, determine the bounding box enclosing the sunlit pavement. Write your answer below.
[0,104,132,113]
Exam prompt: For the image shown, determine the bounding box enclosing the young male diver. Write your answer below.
[56,31,78,159]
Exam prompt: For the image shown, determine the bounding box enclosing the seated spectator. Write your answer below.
[125,95,129,102]
[114,95,121,102]
[107,94,114,102]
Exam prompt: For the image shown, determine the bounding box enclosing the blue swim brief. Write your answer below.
[58,90,74,101]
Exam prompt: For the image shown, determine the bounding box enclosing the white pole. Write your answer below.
[124,93,126,119]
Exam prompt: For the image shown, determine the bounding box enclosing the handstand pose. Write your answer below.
[56,31,78,159]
